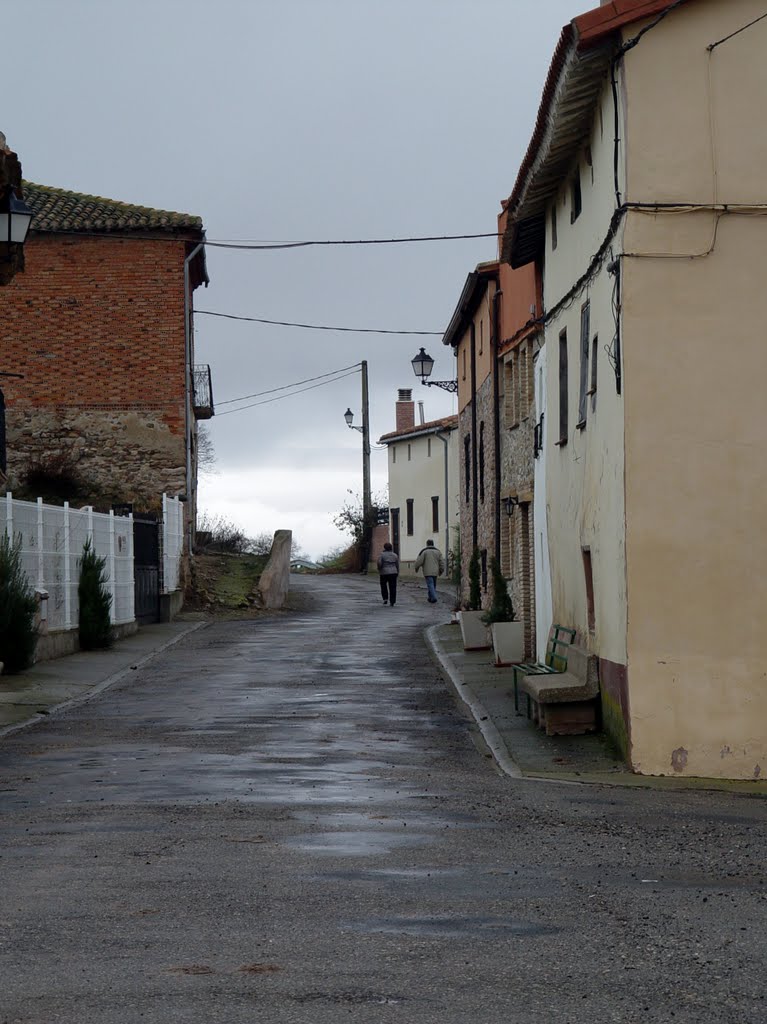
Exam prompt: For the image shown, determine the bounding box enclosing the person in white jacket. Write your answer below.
[413,539,445,604]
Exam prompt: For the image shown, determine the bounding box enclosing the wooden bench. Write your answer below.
[519,644,600,736]
[510,625,576,715]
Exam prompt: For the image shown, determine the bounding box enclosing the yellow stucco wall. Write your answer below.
[622,0,767,779]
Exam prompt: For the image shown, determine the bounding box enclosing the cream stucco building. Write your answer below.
[503,0,767,780]
[379,390,458,579]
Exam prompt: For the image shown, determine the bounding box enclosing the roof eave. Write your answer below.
[378,417,458,445]
[442,262,500,350]
[501,26,615,267]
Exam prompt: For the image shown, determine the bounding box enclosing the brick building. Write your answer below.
[0,182,211,534]
[442,261,500,613]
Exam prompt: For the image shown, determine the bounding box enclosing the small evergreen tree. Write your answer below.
[78,539,113,650]
[467,547,482,611]
[0,534,38,674]
[482,557,516,624]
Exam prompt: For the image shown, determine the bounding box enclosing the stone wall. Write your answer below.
[458,372,496,610]
[6,406,185,510]
[498,337,537,656]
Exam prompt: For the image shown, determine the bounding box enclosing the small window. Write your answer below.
[583,548,595,636]
[464,436,471,503]
[406,499,414,536]
[570,169,582,223]
[431,496,439,533]
[479,319,484,356]
[557,329,568,446]
[577,301,590,429]
[503,357,514,427]
[392,445,396,464]
[427,437,432,457]
[589,334,598,404]
[551,206,558,251]
[479,422,485,504]
[462,347,467,381]
[407,443,412,462]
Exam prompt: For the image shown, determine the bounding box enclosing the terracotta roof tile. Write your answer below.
[23,181,203,234]
[576,0,691,49]
[378,414,458,443]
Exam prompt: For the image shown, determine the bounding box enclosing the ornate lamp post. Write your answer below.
[411,347,458,393]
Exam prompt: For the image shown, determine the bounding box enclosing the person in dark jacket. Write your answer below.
[377,542,399,606]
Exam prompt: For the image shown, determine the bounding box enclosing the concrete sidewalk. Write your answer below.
[426,621,767,794]
[0,619,207,736]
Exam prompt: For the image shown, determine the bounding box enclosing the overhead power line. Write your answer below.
[43,229,499,249]
[216,365,361,417]
[197,309,442,336]
[204,231,499,250]
[217,363,360,407]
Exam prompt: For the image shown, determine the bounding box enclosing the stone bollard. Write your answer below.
[257,530,292,609]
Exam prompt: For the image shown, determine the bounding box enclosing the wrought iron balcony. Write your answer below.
[192,364,214,419]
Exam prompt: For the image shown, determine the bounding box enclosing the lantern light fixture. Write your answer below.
[503,495,520,517]
[0,186,33,246]
[410,347,458,394]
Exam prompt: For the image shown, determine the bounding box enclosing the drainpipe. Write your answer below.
[492,288,502,567]
[436,431,451,564]
[183,239,205,552]
[470,322,478,551]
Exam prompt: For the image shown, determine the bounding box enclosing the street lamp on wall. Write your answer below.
[0,186,33,249]
[503,495,520,517]
[411,347,458,394]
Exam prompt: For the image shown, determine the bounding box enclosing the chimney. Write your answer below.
[418,401,425,425]
[396,388,415,432]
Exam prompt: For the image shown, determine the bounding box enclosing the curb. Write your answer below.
[426,623,524,780]
[0,620,208,741]
[425,625,767,796]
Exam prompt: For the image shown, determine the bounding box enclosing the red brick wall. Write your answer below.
[0,235,190,507]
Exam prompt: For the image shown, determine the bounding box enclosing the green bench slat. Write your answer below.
[511,625,575,714]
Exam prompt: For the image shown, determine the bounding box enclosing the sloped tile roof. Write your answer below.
[23,181,203,234]
[379,414,458,444]
[502,1,693,266]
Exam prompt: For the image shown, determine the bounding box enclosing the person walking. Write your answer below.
[376,542,399,606]
[414,539,445,604]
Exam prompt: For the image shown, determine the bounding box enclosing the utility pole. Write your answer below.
[360,359,372,573]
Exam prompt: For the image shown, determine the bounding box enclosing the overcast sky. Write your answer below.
[9,0,580,559]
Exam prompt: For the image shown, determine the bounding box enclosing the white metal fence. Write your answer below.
[162,493,184,594]
[1,494,184,632]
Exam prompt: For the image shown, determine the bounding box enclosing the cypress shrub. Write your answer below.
[0,534,38,674]
[78,539,113,650]
[482,557,516,624]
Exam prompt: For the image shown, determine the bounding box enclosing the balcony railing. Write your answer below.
[192,364,214,419]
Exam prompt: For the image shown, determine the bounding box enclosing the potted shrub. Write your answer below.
[78,539,114,650]
[458,548,490,650]
[0,533,38,673]
[482,558,524,665]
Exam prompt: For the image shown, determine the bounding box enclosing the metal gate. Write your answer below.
[133,516,160,624]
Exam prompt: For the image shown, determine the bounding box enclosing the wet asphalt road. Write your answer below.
[0,574,765,1024]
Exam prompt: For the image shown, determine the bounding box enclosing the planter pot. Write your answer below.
[458,610,491,651]
[490,620,525,666]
